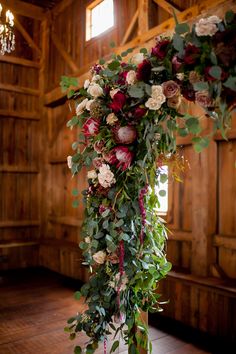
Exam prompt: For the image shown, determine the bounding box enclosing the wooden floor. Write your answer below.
[0,268,221,354]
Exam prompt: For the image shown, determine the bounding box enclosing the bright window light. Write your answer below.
[86,0,114,41]
[156,166,168,214]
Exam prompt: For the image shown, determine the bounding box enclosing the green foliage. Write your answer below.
[60,76,78,92]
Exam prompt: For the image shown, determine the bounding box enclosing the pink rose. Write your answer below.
[93,157,104,169]
[83,118,100,137]
[162,80,180,98]
[172,55,183,71]
[113,125,137,144]
[107,253,119,264]
[195,90,212,107]
[113,146,134,171]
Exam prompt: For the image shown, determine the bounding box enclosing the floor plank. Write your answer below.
[0,268,213,354]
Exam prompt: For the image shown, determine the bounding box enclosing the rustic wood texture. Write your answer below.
[0,268,213,354]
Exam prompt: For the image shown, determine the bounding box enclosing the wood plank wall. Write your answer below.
[0,15,42,269]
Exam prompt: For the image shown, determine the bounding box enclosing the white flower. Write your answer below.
[110,273,129,291]
[176,73,184,81]
[86,99,95,111]
[76,98,88,116]
[195,16,221,37]
[84,79,90,89]
[151,85,164,100]
[126,70,137,85]
[97,164,116,188]
[106,113,118,125]
[85,237,91,244]
[92,75,101,82]
[67,156,72,169]
[131,52,144,65]
[145,97,162,110]
[110,88,119,99]
[87,83,103,98]
[87,170,97,180]
[92,250,107,264]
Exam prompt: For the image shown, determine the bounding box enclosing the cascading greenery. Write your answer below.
[61,11,236,354]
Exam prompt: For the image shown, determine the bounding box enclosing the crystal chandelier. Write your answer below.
[0,3,15,55]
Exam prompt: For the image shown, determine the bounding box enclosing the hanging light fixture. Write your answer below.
[0,3,15,55]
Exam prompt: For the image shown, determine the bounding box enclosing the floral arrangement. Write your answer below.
[61,11,236,354]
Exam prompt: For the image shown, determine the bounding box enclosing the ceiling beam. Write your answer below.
[121,9,139,45]
[0,0,46,21]
[52,0,75,18]
[153,0,180,15]
[138,0,149,35]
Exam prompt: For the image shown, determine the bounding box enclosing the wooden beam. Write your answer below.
[0,165,39,173]
[168,230,192,242]
[0,220,39,228]
[0,0,46,21]
[0,83,40,96]
[214,234,236,251]
[121,9,139,45]
[138,0,149,35]
[14,17,41,57]
[0,55,40,68]
[153,0,180,15]
[48,216,83,227]
[52,0,75,18]
[0,110,40,120]
[50,31,79,73]
[0,241,39,248]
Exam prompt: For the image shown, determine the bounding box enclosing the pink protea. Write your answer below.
[113,125,137,144]
[93,157,104,169]
[113,146,134,171]
[103,151,118,165]
[83,118,100,137]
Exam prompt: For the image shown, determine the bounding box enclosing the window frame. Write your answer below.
[86,0,115,42]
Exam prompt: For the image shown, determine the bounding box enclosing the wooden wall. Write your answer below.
[0,0,235,344]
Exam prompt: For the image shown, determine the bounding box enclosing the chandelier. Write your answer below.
[0,3,15,55]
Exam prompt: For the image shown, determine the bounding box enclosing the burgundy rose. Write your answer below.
[162,80,180,98]
[91,64,102,74]
[113,146,134,171]
[109,92,126,112]
[83,118,100,137]
[113,125,137,144]
[117,71,128,85]
[181,83,195,101]
[99,204,108,214]
[151,39,170,60]
[183,44,200,65]
[133,107,147,119]
[136,59,152,82]
[172,55,183,71]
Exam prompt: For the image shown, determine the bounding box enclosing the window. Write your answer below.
[86,0,114,41]
[156,166,168,214]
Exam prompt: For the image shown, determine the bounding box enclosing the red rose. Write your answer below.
[113,146,134,171]
[172,55,183,71]
[109,92,126,112]
[183,44,200,65]
[113,125,137,144]
[117,71,128,85]
[83,118,100,137]
[151,39,170,60]
[134,107,147,119]
[136,59,152,82]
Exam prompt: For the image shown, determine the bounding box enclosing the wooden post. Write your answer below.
[138,0,149,35]
[191,118,217,276]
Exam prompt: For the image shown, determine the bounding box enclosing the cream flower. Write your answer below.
[145,98,163,110]
[176,73,184,81]
[87,83,103,97]
[84,79,90,89]
[85,237,91,244]
[91,74,101,82]
[151,85,164,100]
[126,70,137,85]
[76,98,89,116]
[87,170,97,180]
[92,250,107,264]
[106,113,118,125]
[131,52,144,65]
[195,16,221,37]
[67,156,72,169]
[86,99,95,111]
[97,164,116,188]
[110,88,119,99]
